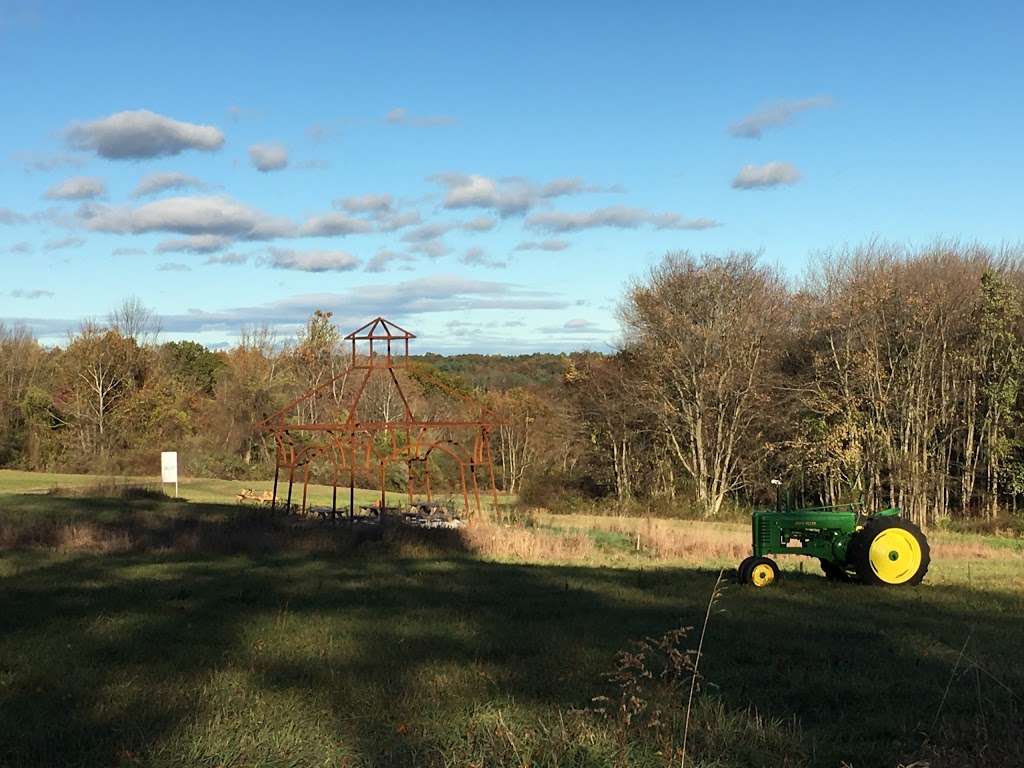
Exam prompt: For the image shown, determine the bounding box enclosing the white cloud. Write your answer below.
[364,249,416,273]
[156,234,233,254]
[375,209,422,232]
[526,206,719,233]
[299,212,374,237]
[157,262,191,272]
[648,213,722,230]
[432,173,534,216]
[398,216,501,243]
[3,242,33,254]
[264,247,361,272]
[111,247,146,256]
[537,318,613,335]
[66,109,224,159]
[731,161,802,189]
[14,152,85,173]
[0,207,26,225]
[44,236,85,251]
[514,239,570,252]
[431,172,622,217]
[461,216,497,232]
[80,195,295,240]
[206,252,248,266]
[44,175,106,200]
[461,246,506,269]
[408,240,453,258]
[133,171,206,197]
[386,107,457,127]
[249,143,289,172]
[337,193,393,213]
[729,96,833,139]
[539,177,624,197]
[81,195,375,242]
[402,222,453,243]
[9,289,54,299]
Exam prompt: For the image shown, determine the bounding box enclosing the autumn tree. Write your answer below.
[54,323,141,459]
[622,252,787,517]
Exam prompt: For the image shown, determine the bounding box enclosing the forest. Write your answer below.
[2,241,1023,527]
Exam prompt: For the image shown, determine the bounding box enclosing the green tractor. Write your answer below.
[737,482,930,588]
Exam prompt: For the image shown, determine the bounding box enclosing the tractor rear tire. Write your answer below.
[747,557,779,588]
[849,517,930,586]
[737,555,757,584]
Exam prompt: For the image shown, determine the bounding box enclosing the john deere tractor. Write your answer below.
[737,485,930,588]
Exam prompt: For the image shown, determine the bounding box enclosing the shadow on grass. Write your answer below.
[0,494,1021,767]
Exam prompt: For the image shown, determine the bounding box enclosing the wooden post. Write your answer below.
[271,459,280,512]
[470,463,482,515]
[407,461,414,508]
[459,464,469,518]
[286,464,295,515]
[349,467,355,522]
[485,434,499,509]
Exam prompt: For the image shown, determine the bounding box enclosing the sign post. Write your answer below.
[161,451,178,497]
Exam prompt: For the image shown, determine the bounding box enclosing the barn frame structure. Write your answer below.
[260,317,500,520]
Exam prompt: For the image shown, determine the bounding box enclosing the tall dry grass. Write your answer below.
[460,518,597,561]
[3,485,1018,566]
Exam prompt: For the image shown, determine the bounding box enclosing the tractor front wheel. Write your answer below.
[849,517,930,586]
[737,555,757,584]
[747,557,779,588]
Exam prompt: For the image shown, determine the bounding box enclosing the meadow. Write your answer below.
[0,470,1021,767]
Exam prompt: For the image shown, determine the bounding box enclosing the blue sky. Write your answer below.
[1,0,1022,352]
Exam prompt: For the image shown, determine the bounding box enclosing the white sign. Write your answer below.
[161,451,178,484]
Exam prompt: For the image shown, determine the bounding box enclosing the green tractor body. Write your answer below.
[738,501,930,588]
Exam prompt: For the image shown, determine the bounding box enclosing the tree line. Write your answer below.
[2,242,1022,525]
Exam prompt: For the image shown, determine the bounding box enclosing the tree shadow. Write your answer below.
[0,501,1021,766]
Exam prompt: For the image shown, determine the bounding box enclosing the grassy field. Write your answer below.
[0,468,404,509]
[0,471,1022,767]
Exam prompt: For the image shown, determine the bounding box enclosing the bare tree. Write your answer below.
[55,322,138,454]
[622,252,786,517]
[108,296,161,346]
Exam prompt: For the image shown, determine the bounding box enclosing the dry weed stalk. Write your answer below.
[681,567,726,768]
[591,568,728,767]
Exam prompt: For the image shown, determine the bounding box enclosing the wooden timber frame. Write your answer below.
[260,317,501,520]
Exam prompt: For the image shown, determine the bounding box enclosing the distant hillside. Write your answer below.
[414,352,585,391]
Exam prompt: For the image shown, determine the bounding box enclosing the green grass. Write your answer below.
[0,475,1022,767]
[0,468,491,511]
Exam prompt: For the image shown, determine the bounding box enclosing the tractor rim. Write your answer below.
[750,563,775,587]
[868,528,921,584]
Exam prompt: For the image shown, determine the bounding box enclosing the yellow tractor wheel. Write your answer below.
[850,517,930,586]
[747,557,780,588]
